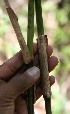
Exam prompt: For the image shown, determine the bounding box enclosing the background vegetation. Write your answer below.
[0,0,70,114]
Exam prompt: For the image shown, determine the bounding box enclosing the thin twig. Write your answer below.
[4,0,31,64]
[37,35,51,98]
[4,0,10,7]
[37,35,52,114]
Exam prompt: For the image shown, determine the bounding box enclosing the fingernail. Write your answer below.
[25,66,40,80]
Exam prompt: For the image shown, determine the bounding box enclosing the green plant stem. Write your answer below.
[45,97,52,114]
[35,0,44,36]
[35,1,52,114]
[27,0,34,114]
[27,0,34,58]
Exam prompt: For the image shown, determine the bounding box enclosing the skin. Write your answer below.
[0,44,59,114]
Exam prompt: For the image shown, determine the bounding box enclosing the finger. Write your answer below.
[35,76,55,101]
[6,67,40,99]
[0,44,37,81]
[0,51,23,80]
[48,45,53,57]
[15,95,28,114]
[14,112,17,114]
[0,43,37,80]
[15,75,55,113]
[34,55,59,72]
[0,79,6,86]
[33,43,53,57]
[48,56,59,72]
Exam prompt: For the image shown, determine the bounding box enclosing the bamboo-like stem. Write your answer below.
[35,0,44,36]
[27,0,34,58]
[45,97,52,114]
[27,0,34,114]
[4,0,31,64]
[37,35,52,114]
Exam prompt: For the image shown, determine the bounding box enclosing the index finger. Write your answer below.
[0,44,37,81]
[0,51,23,80]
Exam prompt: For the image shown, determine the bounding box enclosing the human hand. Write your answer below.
[0,44,59,114]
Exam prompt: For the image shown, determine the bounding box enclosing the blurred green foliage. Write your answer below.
[0,0,70,114]
[0,14,9,35]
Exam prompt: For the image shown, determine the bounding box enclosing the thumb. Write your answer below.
[6,66,40,99]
